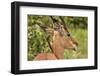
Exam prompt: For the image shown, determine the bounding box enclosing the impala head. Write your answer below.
[61,31,78,51]
[45,24,78,51]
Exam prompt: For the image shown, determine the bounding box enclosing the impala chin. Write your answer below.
[71,43,77,51]
[73,46,77,51]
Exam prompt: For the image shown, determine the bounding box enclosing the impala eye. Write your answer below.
[67,33,70,36]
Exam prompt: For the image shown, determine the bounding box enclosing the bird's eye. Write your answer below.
[67,33,70,36]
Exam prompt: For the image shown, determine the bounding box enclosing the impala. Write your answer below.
[34,16,78,60]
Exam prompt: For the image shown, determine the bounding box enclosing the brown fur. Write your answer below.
[34,53,57,60]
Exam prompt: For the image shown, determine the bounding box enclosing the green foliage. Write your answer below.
[28,15,52,60]
[64,16,88,29]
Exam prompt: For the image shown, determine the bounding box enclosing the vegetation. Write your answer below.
[28,15,88,61]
